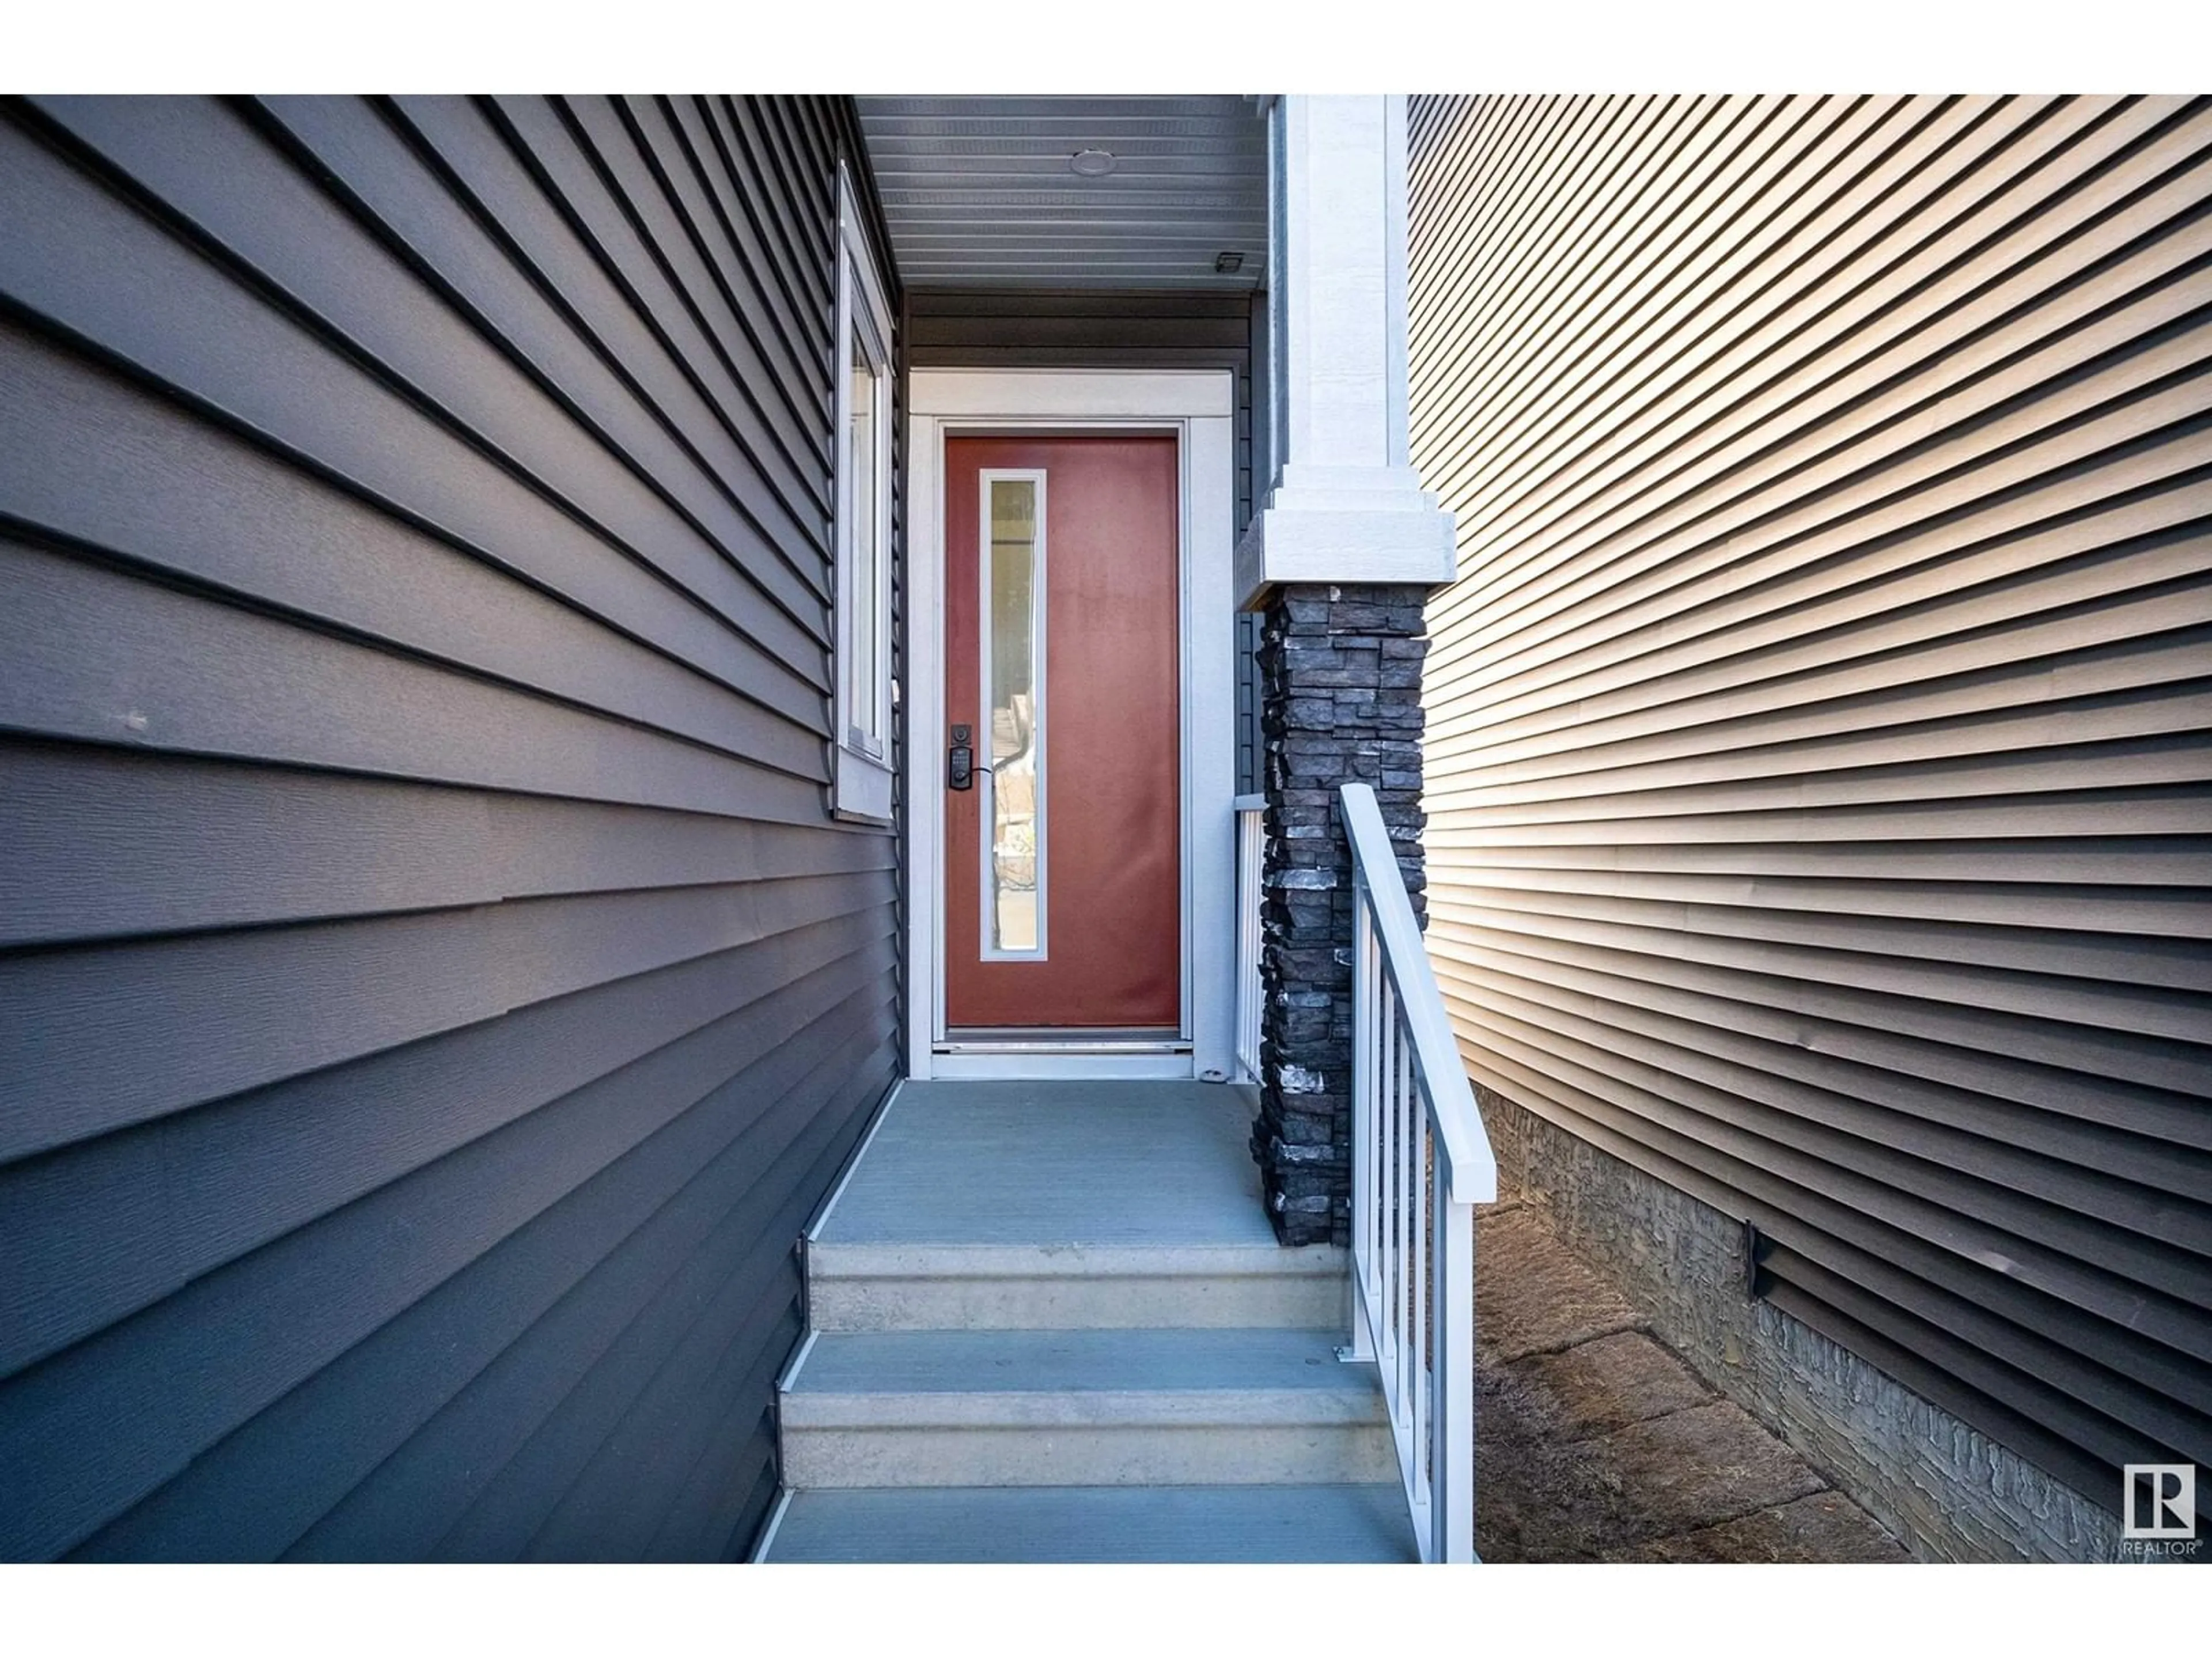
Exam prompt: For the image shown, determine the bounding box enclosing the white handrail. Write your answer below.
[1233,793,1266,1084]
[1338,782,1497,1563]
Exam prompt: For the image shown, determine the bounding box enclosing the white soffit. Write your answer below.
[855,96,1268,290]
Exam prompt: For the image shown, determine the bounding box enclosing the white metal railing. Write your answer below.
[1233,793,1266,1083]
[1338,781,1498,1563]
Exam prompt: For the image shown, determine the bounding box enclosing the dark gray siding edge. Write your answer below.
[0,94,904,1562]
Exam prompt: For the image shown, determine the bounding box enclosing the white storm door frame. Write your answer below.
[905,369,1238,1084]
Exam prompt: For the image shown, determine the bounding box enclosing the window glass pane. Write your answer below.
[829,165,893,820]
[986,476,1041,954]
[846,320,879,749]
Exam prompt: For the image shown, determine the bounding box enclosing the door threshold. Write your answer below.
[939,1032,1191,1056]
[929,1051,1200,1082]
[949,1025,1182,1043]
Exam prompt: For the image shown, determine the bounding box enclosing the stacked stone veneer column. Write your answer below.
[1252,581,1430,1246]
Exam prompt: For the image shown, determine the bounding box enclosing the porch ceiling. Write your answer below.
[855,96,1268,291]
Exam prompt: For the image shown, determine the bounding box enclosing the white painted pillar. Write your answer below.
[1236,94,1456,608]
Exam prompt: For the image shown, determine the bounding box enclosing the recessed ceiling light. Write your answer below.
[1214,251,1245,275]
[1069,149,1117,178]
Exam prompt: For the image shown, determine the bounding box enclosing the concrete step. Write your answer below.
[806,1240,1349,1331]
[758,1483,1418,1562]
[779,1327,1394,1489]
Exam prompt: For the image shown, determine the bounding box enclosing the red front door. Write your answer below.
[944,435,1181,1029]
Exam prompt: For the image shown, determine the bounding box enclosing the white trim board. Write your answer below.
[749,1487,797,1563]
[803,1078,909,1248]
[911,369,1234,420]
[905,369,1238,1085]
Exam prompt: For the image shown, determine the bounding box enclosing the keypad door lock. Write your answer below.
[948,724,974,791]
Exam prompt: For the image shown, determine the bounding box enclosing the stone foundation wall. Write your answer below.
[1481,1084,2125,1563]
[1250,582,1429,1247]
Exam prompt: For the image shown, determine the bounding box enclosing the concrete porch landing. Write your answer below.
[802,1080,1349,1334]
[813,1079,1282,1247]
[760,1080,1412,1563]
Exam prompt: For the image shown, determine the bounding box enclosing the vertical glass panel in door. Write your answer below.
[985,475,1043,955]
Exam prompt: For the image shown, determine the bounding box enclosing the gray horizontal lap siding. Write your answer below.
[0,94,902,1562]
[1408,94,2212,1509]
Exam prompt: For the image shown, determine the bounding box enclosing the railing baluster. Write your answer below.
[1366,919,1382,1321]
[1413,1104,1430,1513]
[1345,883,1376,1363]
[1379,980,1397,1378]
[1396,1018,1415,1435]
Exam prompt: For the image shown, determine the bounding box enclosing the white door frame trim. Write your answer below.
[905,368,1238,1083]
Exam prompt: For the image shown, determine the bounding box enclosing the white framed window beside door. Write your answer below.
[831,162,894,824]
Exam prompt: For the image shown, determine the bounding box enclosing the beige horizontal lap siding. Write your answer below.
[1408,93,2212,1509]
